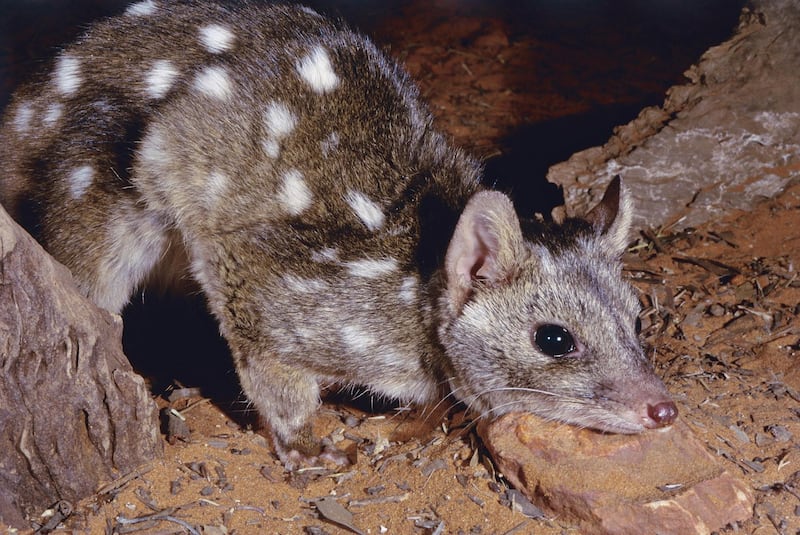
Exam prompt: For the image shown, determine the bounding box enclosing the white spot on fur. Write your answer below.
[311,247,339,263]
[283,274,328,293]
[262,101,297,158]
[206,171,228,203]
[67,165,95,199]
[340,324,377,354]
[265,101,297,138]
[278,169,313,215]
[13,102,33,133]
[345,190,385,231]
[299,6,322,17]
[262,139,281,159]
[138,127,169,170]
[125,0,157,16]
[321,131,340,156]
[54,55,82,96]
[193,66,232,100]
[43,103,62,127]
[145,60,179,99]
[199,24,235,54]
[296,46,339,94]
[345,257,398,278]
[398,276,418,304]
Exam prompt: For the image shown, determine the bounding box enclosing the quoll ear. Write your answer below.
[445,191,527,312]
[584,175,635,256]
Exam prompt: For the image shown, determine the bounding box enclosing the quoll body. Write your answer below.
[0,1,677,464]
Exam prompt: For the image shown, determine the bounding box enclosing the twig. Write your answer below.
[348,493,409,507]
[96,461,156,495]
[501,520,532,534]
[115,507,200,535]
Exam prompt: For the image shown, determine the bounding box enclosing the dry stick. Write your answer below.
[640,228,667,253]
[501,520,532,534]
[95,461,156,495]
[348,493,410,507]
[115,507,200,535]
[179,397,213,415]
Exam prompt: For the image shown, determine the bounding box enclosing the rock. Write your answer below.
[547,0,800,234]
[479,413,754,535]
[0,205,162,528]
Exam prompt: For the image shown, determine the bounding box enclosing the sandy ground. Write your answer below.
[54,182,798,535]
[3,1,798,534]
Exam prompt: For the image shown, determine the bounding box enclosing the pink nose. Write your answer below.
[646,401,678,428]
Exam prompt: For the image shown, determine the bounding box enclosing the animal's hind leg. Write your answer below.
[41,193,172,315]
[90,203,175,313]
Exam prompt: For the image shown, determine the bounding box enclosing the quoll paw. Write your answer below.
[277,441,352,471]
[267,423,353,471]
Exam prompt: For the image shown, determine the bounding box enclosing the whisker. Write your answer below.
[475,398,586,424]
[424,379,469,419]
[470,385,590,403]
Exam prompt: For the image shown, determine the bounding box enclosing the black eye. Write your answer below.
[635,316,643,334]
[533,324,576,357]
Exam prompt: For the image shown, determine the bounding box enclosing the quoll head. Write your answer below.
[438,177,678,433]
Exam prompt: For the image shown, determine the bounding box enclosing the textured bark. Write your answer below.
[0,205,162,528]
[548,0,800,233]
[480,413,754,535]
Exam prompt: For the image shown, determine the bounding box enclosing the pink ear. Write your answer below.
[444,191,525,312]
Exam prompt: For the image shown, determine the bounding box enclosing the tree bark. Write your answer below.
[0,205,162,528]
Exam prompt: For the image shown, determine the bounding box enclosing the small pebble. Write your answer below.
[467,494,485,507]
[767,425,792,442]
[729,424,750,444]
[250,433,269,449]
[741,459,765,473]
[329,428,345,444]
[505,489,545,519]
[421,458,448,477]
[260,465,279,483]
[754,433,773,447]
[708,303,726,316]
[413,519,440,529]
[365,485,386,495]
[344,415,361,427]
[200,486,215,496]
[206,439,229,449]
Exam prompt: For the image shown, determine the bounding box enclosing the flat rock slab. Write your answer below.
[547,0,800,234]
[479,413,753,535]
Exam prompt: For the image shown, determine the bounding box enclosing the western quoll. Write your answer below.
[0,1,677,466]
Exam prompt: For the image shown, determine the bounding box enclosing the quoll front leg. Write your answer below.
[235,356,349,468]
